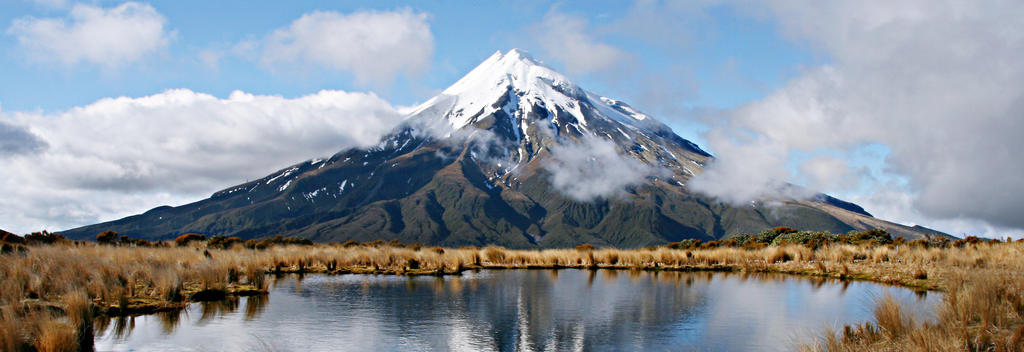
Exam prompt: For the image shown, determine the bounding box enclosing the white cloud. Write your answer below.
[531,10,628,75]
[691,1,1024,234]
[545,136,665,201]
[849,187,1024,240]
[687,132,786,205]
[7,2,172,68]
[797,155,865,192]
[1,89,404,233]
[260,8,433,85]
[0,119,47,156]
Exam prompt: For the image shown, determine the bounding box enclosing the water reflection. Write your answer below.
[95,270,939,352]
[244,294,268,321]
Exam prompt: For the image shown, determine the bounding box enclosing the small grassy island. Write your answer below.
[1,228,1021,351]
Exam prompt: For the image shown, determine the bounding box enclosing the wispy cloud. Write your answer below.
[545,135,666,201]
[530,9,628,75]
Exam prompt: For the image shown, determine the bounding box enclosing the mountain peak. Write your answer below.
[439,49,577,99]
[409,49,656,134]
[493,48,538,65]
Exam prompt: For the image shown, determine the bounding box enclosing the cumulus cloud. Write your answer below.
[261,8,433,85]
[7,2,172,67]
[1,89,404,233]
[0,119,47,156]
[691,1,1024,232]
[531,10,628,75]
[545,136,665,201]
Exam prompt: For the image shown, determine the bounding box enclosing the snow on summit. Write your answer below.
[407,49,669,134]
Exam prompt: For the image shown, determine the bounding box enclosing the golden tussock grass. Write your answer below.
[1,239,1022,350]
[799,241,1024,352]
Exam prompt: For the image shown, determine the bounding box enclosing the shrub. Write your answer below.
[733,227,796,248]
[174,233,206,247]
[247,235,314,250]
[207,236,244,249]
[1,243,28,254]
[953,236,983,248]
[1,231,25,245]
[96,231,118,245]
[847,229,893,246]
[772,226,798,234]
[575,243,595,251]
[24,231,67,244]
[771,231,837,248]
[406,258,420,270]
[672,239,702,250]
[907,239,929,248]
[701,240,723,249]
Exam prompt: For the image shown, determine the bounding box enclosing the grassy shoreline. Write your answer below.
[1,236,1021,351]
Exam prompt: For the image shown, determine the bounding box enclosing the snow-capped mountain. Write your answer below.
[62,50,947,247]
[404,49,707,175]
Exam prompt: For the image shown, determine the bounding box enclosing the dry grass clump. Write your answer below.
[0,243,271,350]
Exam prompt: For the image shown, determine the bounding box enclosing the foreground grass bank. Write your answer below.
[0,233,1021,351]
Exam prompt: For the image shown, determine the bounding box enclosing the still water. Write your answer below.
[95,270,939,351]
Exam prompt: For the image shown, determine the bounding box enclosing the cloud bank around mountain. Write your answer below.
[0,89,404,233]
[690,1,1024,235]
[546,136,665,201]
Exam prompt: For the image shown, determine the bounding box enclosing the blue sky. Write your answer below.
[0,1,815,120]
[1,0,1021,238]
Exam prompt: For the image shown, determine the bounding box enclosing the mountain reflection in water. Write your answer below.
[95,270,938,352]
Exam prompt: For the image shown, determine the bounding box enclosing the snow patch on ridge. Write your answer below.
[266,166,299,184]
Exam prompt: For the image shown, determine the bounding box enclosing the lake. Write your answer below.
[94,270,939,351]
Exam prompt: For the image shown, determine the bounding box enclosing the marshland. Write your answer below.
[1,228,1022,351]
